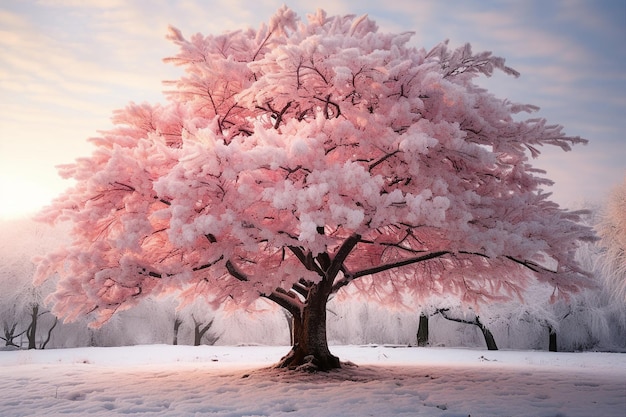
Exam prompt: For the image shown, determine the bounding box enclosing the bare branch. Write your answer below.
[505,256,556,274]
[369,150,399,171]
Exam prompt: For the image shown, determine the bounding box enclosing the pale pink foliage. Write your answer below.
[597,177,626,301]
[36,8,594,326]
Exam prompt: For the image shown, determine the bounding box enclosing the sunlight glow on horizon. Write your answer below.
[0,176,58,219]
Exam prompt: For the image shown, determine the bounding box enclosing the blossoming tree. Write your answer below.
[36,7,595,370]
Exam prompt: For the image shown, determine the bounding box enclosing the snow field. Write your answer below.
[0,345,624,417]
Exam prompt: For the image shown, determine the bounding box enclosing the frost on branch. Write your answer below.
[36,7,593,363]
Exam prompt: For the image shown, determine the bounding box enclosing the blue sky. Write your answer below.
[0,0,624,218]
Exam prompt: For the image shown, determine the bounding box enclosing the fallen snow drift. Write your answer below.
[0,345,624,417]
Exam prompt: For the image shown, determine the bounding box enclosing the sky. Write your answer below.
[0,0,624,219]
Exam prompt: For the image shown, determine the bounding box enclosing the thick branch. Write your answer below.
[353,250,450,279]
[288,246,324,275]
[225,260,248,282]
[332,250,450,293]
[263,288,303,318]
[326,234,361,282]
[292,279,311,298]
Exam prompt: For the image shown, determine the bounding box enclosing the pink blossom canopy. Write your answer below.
[35,7,595,325]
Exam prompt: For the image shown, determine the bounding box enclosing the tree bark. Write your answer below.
[548,326,557,352]
[173,317,182,345]
[275,280,340,371]
[236,235,361,371]
[193,318,214,346]
[40,317,58,349]
[2,322,24,348]
[416,313,429,347]
[26,304,39,350]
[478,324,498,351]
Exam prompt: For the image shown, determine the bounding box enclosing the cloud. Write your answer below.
[0,5,176,113]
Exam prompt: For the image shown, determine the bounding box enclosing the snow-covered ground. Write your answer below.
[0,345,624,417]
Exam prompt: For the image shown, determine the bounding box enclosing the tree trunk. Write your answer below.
[548,327,557,352]
[40,317,58,349]
[2,322,23,348]
[173,317,182,345]
[416,313,429,347]
[479,324,498,351]
[26,304,39,350]
[193,317,215,346]
[275,281,340,371]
